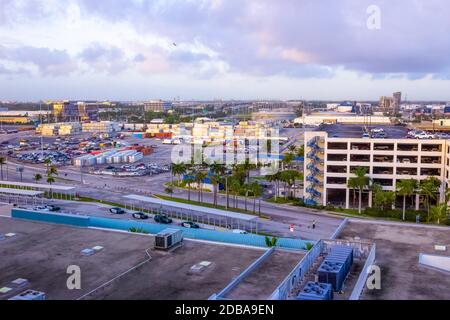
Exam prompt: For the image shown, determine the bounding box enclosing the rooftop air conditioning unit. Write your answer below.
[9,290,46,300]
[154,228,183,250]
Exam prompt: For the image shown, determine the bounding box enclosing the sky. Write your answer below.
[1,0,450,101]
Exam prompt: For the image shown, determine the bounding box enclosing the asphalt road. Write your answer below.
[0,130,342,240]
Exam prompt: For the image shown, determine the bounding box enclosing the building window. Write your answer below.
[398,144,419,152]
[327,177,347,185]
[350,154,370,162]
[396,168,418,175]
[374,143,394,151]
[421,144,442,152]
[373,167,394,175]
[328,154,347,162]
[328,142,348,150]
[373,155,394,163]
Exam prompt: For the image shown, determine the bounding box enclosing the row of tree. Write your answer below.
[0,156,59,192]
[169,160,264,214]
[348,167,447,223]
[169,144,305,212]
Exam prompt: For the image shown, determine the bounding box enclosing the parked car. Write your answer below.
[44,205,60,212]
[132,212,148,219]
[33,206,48,211]
[154,215,173,224]
[181,221,200,228]
[109,207,126,214]
[232,229,248,234]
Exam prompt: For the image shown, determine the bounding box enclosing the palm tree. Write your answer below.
[48,165,58,176]
[194,170,207,203]
[347,167,370,214]
[46,175,55,197]
[373,184,396,211]
[171,162,186,187]
[210,162,225,207]
[420,177,440,220]
[282,152,295,170]
[0,156,6,180]
[288,145,297,153]
[266,171,283,201]
[430,204,447,224]
[296,145,305,158]
[34,173,43,184]
[165,187,174,198]
[249,181,263,214]
[397,179,418,221]
[183,176,194,201]
[44,158,51,174]
[229,177,241,208]
[347,178,358,209]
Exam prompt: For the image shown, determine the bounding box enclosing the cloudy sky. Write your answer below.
[1,0,450,101]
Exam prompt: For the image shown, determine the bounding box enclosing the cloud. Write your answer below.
[0,45,76,76]
[78,43,129,74]
[73,0,450,79]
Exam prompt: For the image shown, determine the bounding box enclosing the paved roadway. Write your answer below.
[0,130,342,240]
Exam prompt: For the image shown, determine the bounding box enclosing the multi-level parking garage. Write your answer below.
[304,125,450,209]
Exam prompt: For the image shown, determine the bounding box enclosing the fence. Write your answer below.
[349,243,376,300]
[11,209,312,250]
[269,239,376,300]
[12,208,90,227]
[330,218,349,239]
[269,240,324,300]
[209,248,275,300]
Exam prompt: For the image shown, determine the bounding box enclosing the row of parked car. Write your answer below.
[108,207,200,228]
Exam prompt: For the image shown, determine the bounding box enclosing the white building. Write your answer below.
[304,129,448,210]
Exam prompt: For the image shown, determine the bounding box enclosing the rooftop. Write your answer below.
[315,124,411,139]
[338,221,450,300]
[0,217,264,300]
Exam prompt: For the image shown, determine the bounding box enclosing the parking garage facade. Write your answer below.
[304,129,449,210]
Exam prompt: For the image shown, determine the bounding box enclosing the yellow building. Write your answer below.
[0,116,30,124]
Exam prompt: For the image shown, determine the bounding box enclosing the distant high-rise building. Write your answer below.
[393,92,402,114]
[379,96,393,110]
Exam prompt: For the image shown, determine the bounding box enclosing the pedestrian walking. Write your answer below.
[312,219,316,230]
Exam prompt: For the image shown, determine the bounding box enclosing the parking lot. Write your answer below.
[0,217,264,300]
[338,221,450,300]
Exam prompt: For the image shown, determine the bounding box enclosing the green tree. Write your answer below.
[420,177,440,220]
[48,165,58,176]
[282,152,295,170]
[297,145,305,158]
[347,167,370,214]
[228,176,242,208]
[430,204,447,224]
[264,236,278,248]
[210,162,225,207]
[182,176,194,201]
[46,174,55,197]
[44,158,51,174]
[171,162,186,187]
[249,181,263,214]
[266,172,281,201]
[373,184,396,211]
[34,173,43,184]
[396,179,418,220]
[165,187,174,198]
[194,170,207,203]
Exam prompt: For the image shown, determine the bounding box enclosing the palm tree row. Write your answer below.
[265,147,304,200]
[348,167,446,223]
[168,160,263,214]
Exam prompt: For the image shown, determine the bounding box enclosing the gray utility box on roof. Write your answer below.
[155,228,183,250]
